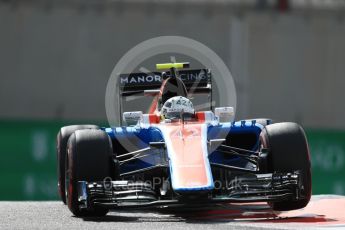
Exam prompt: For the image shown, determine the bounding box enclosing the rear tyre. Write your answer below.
[260,122,312,211]
[65,129,111,217]
[56,125,99,204]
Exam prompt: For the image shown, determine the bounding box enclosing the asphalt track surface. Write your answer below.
[1,195,345,230]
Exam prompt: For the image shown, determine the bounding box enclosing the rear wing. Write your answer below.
[118,69,213,125]
[119,69,212,95]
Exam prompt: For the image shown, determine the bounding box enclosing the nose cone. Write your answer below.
[158,123,214,192]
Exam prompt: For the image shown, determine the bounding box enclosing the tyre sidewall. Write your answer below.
[56,125,99,203]
[66,129,111,216]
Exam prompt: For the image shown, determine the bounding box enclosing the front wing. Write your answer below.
[77,171,305,211]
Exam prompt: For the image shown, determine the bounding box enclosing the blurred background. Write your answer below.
[0,0,345,200]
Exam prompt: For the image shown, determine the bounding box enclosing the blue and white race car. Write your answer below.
[56,62,311,217]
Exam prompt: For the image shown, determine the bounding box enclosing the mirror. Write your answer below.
[214,107,234,123]
[122,111,143,126]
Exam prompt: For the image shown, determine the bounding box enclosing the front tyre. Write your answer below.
[56,125,99,204]
[66,129,112,216]
[260,122,312,211]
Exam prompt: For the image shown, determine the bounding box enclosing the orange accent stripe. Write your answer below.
[148,96,159,114]
[148,79,167,114]
[149,114,159,124]
[196,112,206,122]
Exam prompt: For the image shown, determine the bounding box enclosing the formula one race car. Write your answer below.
[56,62,311,217]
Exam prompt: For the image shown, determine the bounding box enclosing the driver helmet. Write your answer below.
[161,96,195,119]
